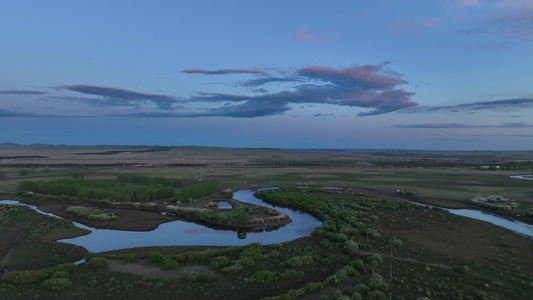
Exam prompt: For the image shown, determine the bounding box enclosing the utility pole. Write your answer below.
[389,244,394,281]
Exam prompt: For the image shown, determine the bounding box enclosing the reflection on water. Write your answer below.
[5,186,532,252]
[0,188,322,252]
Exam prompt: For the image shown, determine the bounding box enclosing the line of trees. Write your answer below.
[174,182,220,202]
[18,179,175,202]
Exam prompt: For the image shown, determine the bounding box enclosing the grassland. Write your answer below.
[1,144,533,299]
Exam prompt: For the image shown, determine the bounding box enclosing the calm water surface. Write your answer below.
[0,188,322,252]
[3,186,532,252]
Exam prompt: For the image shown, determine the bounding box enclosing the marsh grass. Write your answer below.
[0,206,88,271]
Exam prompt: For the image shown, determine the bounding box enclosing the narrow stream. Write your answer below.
[398,198,533,240]
[2,184,532,252]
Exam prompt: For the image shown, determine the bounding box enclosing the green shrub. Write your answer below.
[236,211,249,224]
[41,278,74,291]
[240,244,263,261]
[55,263,76,272]
[85,257,108,270]
[348,259,365,270]
[210,256,230,269]
[123,253,135,262]
[367,274,389,293]
[286,255,313,268]
[0,270,48,284]
[351,291,363,300]
[149,252,164,264]
[19,170,29,176]
[160,259,179,270]
[303,282,323,293]
[254,270,276,284]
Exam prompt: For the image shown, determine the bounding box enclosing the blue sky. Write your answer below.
[1,0,533,150]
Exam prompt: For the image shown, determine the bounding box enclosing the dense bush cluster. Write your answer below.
[65,206,118,221]
[23,218,71,242]
[165,204,288,226]
[174,182,220,202]
[41,277,74,291]
[242,269,303,284]
[0,263,76,285]
[160,259,179,270]
[85,257,109,271]
[123,253,135,262]
[285,255,314,268]
[468,195,518,211]
[220,243,264,274]
[0,204,19,214]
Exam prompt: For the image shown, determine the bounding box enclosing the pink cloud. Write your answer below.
[186,63,417,117]
[298,64,408,89]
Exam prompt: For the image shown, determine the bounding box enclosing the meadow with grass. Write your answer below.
[1,145,533,299]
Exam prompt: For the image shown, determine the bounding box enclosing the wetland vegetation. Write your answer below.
[1,144,533,299]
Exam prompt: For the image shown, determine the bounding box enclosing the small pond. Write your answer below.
[217,201,232,209]
[0,188,322,253]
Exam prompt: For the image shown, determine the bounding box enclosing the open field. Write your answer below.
[1,145,533,299]
[2,145,532,218]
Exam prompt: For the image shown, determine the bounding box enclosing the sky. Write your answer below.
[1,0,533,150]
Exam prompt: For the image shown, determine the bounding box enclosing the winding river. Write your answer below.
[2,184,533,252]
[0,188,322,253]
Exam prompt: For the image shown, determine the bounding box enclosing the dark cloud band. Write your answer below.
[0,90,46,95]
